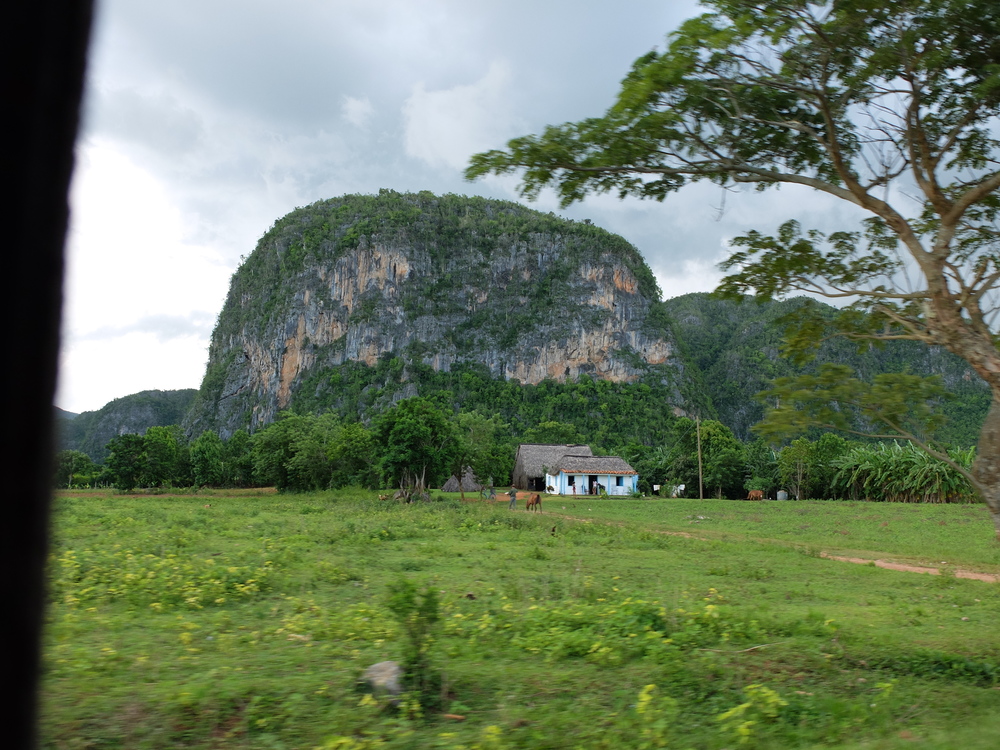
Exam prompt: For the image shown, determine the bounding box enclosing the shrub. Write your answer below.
[386,579,443,710]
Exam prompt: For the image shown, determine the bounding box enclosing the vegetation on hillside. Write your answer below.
[663,294,991,446]
[57,389,197,463]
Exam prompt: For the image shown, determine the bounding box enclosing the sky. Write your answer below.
[59,0,859,415]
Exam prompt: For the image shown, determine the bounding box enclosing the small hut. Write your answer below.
[512,444,593,491]
[441,466,483,493]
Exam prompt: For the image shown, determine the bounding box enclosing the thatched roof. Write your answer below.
[556,455,637,475]
[441,466,483,492]
[515,444,593,478]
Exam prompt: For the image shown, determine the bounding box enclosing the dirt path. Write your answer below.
[819,553,1000,582]
[539,510,1000,583]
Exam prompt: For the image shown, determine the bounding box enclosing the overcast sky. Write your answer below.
[59,0,859,414]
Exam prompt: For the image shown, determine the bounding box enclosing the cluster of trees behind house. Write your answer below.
[54,396,978,504]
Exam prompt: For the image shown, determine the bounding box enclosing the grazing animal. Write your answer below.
[378,494,389,501]
[526,493,541,512]
[746,490,764,501]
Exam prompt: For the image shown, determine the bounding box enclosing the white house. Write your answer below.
[544,454,638,496]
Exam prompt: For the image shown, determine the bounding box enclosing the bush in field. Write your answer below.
[832,442,977,503]
[386,579,442,708]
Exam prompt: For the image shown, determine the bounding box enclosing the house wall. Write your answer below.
[545,471,637,496]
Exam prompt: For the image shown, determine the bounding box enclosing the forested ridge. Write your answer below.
[57,389,197,463]
[662,294,991,445]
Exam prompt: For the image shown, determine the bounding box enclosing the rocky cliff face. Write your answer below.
[186,191,692,436]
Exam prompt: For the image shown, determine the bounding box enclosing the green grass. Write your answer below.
[546,496,1000,569]
[40,489,1000,749]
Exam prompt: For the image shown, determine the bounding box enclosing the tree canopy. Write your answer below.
[467,0,1000,537]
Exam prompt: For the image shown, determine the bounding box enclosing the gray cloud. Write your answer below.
[80,0,887,283]
[65,0,889,411]
[76,312,217,343]
[89,88,204,157]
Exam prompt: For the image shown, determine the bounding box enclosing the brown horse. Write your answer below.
[526,493,541,512]
[746,490,764,501]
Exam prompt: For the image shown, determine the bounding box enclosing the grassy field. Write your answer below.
[41,489,1000,749]
[545,497,1000,570]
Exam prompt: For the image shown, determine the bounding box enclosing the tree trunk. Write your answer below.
[972,396,1000,541]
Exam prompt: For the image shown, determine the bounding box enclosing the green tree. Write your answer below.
[224,430,253,487]
[373,397,457,490]
[744,438,779,496]
[667,418,745,498]
[251,412,305,490]
[778,438,813,500]
[143,426,183,488]
[328,422,378,488]
[191,430,225,487]
[285,413,340,491]
[523,420,585,445]
[808,433,850,499]
[620,443,672,495]
[105,434,146,492]
[53,450,96,489]
[250,413,345,492]
[467,0,1000,537]
[449,411,512,496]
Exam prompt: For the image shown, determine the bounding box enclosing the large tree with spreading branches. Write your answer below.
[466,0,1000,537]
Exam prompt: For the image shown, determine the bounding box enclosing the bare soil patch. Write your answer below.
[820,553,1000,582]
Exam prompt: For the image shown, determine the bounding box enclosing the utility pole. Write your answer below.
[696,415,704,500]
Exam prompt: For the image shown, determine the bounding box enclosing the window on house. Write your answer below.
[616,476,624,487]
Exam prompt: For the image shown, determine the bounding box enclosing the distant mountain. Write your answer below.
[662,293,990,445]
[185,191,702,438]
[58,389,197,462]
[54,406,78,421]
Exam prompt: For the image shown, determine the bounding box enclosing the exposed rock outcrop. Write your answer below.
[186,191,693,437]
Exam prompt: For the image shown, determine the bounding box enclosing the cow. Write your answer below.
[526,493,541,512]
[746,490,764,501]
